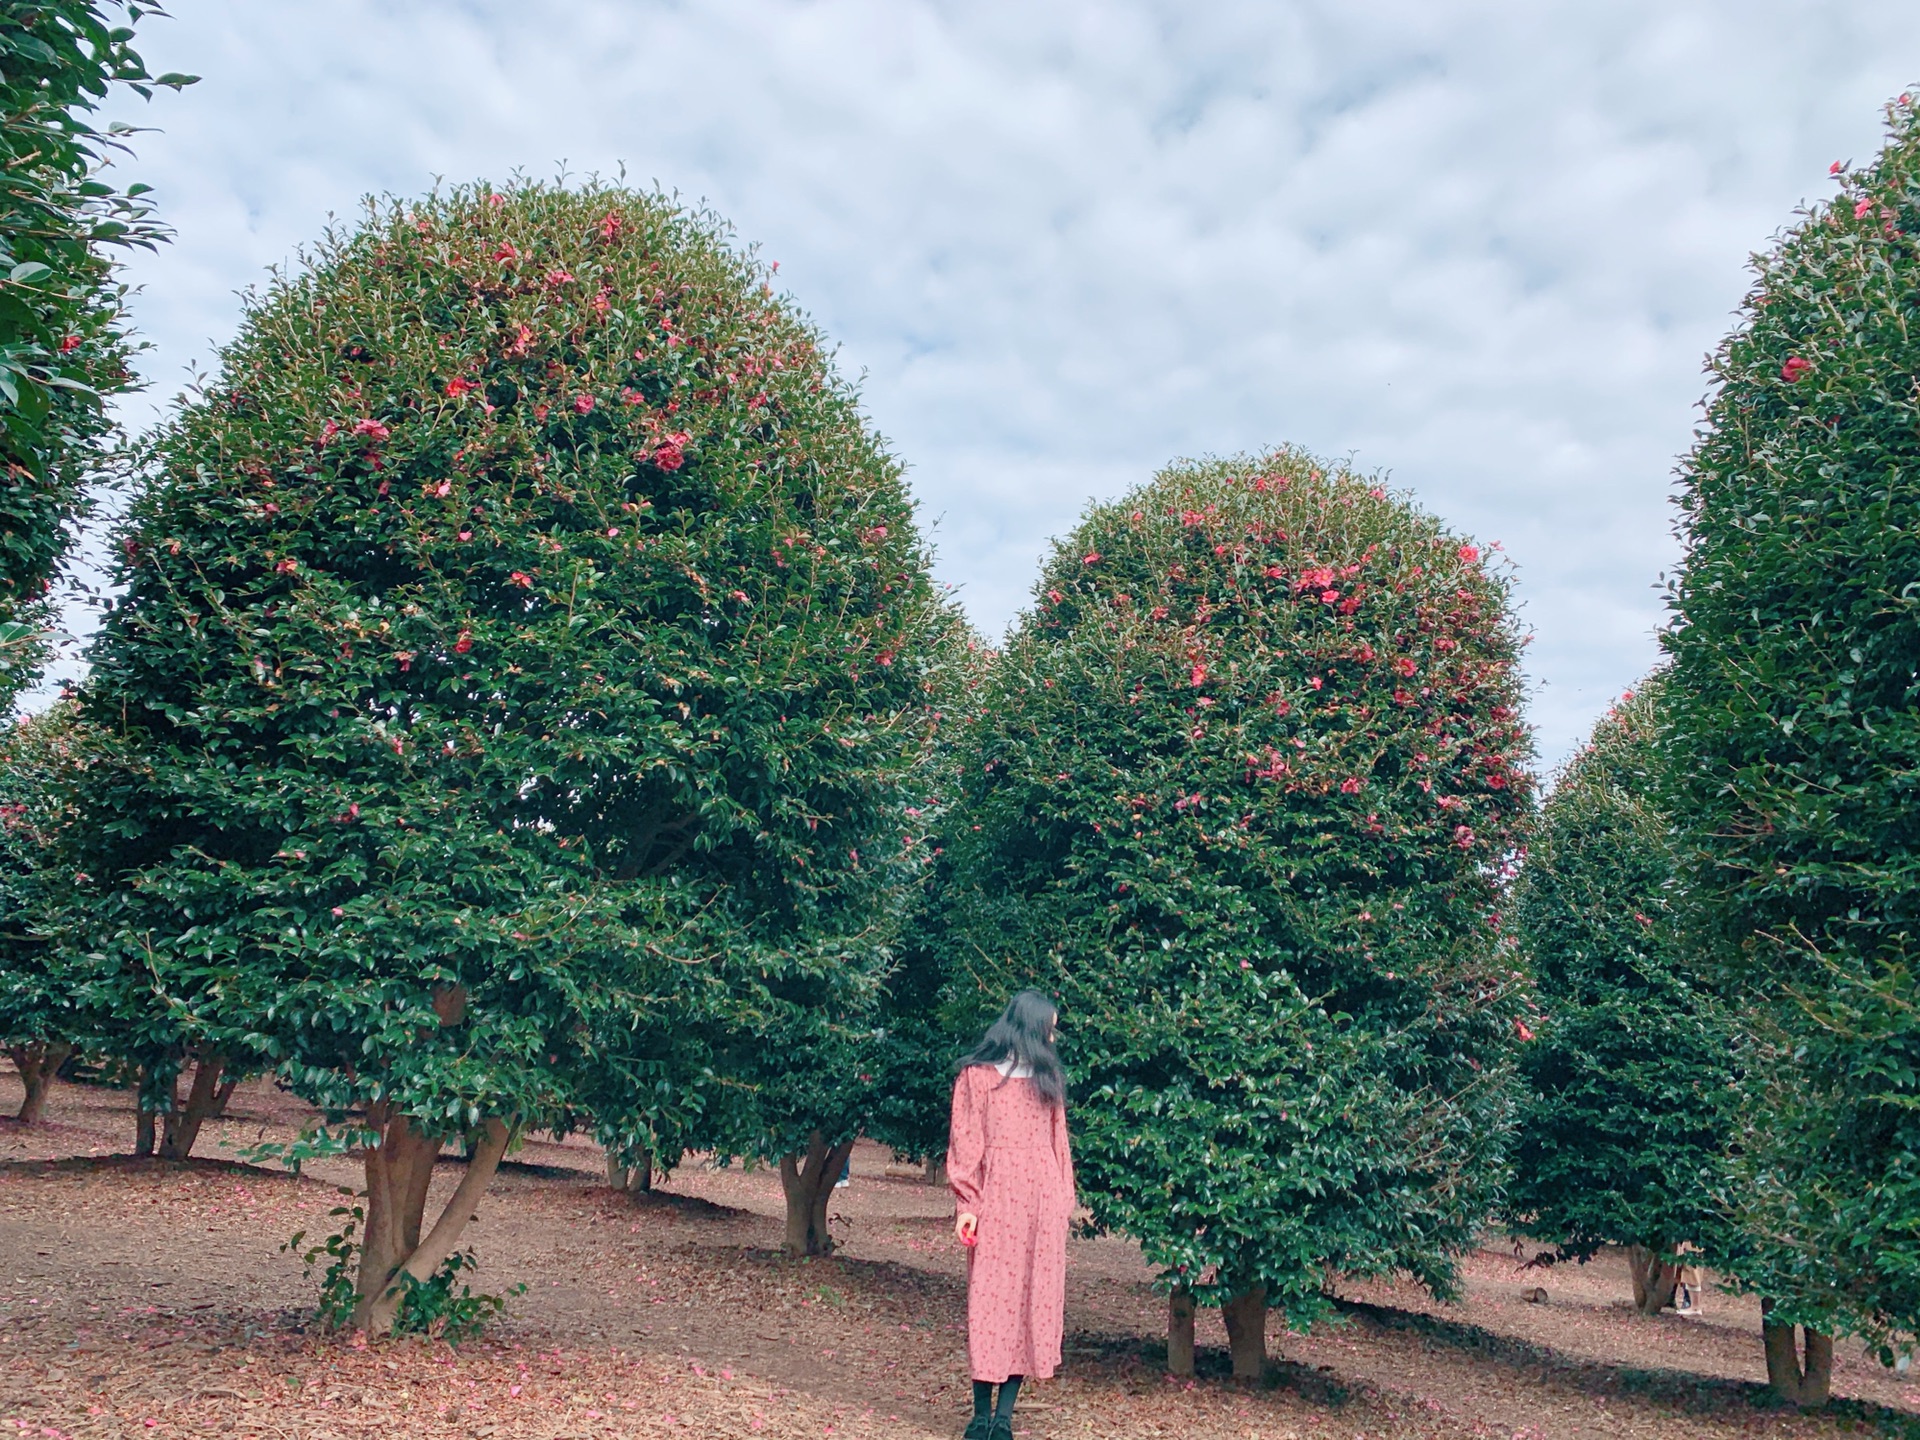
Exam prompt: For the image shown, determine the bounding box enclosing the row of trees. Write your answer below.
[0,170,1539,1354]
[2,6,1913,1404]
[1504,95,1920,1409]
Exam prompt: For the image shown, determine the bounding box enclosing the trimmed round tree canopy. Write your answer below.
[74,180,941,1132]
[1507,681,1732,1276]
[1663,95,1920,1354]
[942,448,1534,1325]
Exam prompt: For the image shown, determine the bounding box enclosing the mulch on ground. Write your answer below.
[2,1074,1916,1440]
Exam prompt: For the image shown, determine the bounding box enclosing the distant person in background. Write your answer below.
[948,990,1075,1440]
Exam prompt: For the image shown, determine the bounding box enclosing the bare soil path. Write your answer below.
[1,1073,1915,1439]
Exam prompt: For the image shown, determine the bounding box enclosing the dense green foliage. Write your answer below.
[0,704,88,1083]
[941,449,1534,1329]
[0,2,191,695]
[1662,96,1920,1359]
[69,180,943,1172]
[1508,682,1733,1272]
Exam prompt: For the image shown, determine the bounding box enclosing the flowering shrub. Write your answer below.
[69,180,941,1325]
[1662,95,1920,1396]
[0,3,192,701]
[939,449,1533,1372]
[1506,681,1734,1311]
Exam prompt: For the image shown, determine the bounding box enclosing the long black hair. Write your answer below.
[958,989,1065,1107]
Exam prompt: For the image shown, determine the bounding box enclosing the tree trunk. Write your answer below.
[924,1153,948,1189]
[606,1147,653,1193]
[352,1108,510,1335]
[1626,1243,1680,1316]
[9,1041,72,1124]
[135,1107,155,1156]
[779,1131,855,1257]
[208,1072,241,1118]
[1167,1287,1196,1377]
[1222,1284,1268,1380]
[159,1051,228,1161]
[1761,1298,1834,1410]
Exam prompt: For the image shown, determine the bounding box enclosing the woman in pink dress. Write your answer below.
[949,990,1075,1440]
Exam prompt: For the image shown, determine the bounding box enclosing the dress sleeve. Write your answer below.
[1053,1101,1076,1215]
[948,1067,987,1211]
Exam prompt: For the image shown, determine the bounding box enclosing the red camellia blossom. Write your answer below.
[573,394,595,415]
[1340,777,1364,794]
[1394,656,1417,677]
[453,631,473,654]
[57,334,81,353]
[1854,198,1875,219]
[352,418,391,442]
[1456,544,1479,563]
[1082,551,1101,565]
[1190,662,1208,687]
[1514,1019,1535,1042]
[545,268,575,287]
[652,431,691,471]
[1781,355,1813,382]
[492,241,519,263]
[507,571,533,588]
[446,377,480,397]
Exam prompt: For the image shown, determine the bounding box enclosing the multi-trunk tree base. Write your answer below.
[131,1051,240,1160]
[8,1041,72,1124]
[779,1130,855,1257]
[1165,1285,1266,1380]
[351,1106,510,1335]
[1761,1299,1833,1410]
[1626,1243,1681,1317]
[605,1149,653,1193]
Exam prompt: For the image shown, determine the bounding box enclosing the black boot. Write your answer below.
[963,1418,992,1440]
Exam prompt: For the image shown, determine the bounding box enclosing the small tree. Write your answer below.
[1507,680,1734,1314]
[0,2,192,700]
[72,180,940,1329]
[941,449,1534,1378]
[0,703,88,1122]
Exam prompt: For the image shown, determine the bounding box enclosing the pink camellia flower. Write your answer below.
[1319,588,1339,604]
[1308,675,1324,690]
[57,334,81,353]
[458,529,473,541]
[352,418,390,442]
[1781,355,1813,383]
[492,241,519,263]
[620,388,645,406]
[1831,160,1846,175]
[573,393,595,415]
[1456,544,1479,563]
[396,652,414,672]
[507,571,533,588]
[446,377,480,397]
[1368,486,1386,500]
[652,431,691,470]
[428,480,452,498]
[1189,662,1207,687]
[1453,824,1476,849]
[1082,551,1100,565]
[1340,777,1363,794]
[508,324,534,357]
[599,211,624,242]
[1046,588,1064,604]
[546,268,575,287]
[1394,656,1417,677]
[274,558,297,575]
[453,631,473,654]
[1514,1019,1535,1042]
[319,419,340,444]
[487,192,507,209]
[1855,198,1875,219]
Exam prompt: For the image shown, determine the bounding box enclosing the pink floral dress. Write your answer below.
[948,1062,1076,1382]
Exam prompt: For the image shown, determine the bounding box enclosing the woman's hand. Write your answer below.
[955,1211,979,1246]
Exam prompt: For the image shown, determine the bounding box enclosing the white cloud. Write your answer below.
[28,0,1920,766]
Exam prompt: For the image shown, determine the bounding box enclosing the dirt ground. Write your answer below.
[1,1074,1916,1440]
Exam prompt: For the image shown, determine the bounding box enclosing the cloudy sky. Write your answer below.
[32,0,1920,764]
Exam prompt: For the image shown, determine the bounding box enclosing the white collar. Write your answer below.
[994,1057,1034,1079]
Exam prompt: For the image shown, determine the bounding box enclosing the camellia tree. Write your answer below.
[0,2,192,701]
[1661,95,1920,1408]
[70,180,942,1330]
[1506,680,1734,1315]
[940,449,1534,1378]
[0,702,88,1122]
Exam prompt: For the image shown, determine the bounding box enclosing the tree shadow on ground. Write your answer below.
[1332,1296,1920,1435]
